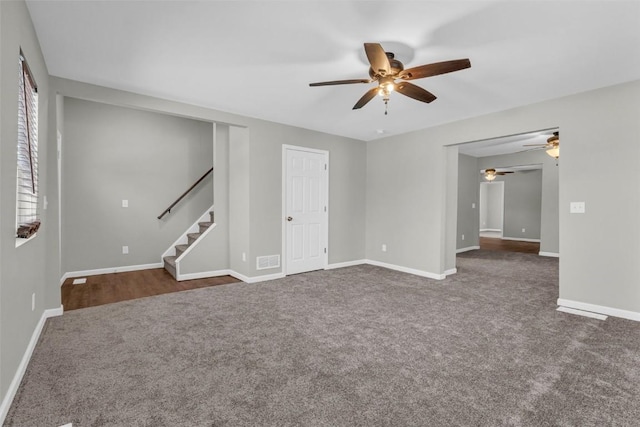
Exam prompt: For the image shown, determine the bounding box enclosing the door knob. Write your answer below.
[287,216,293,221]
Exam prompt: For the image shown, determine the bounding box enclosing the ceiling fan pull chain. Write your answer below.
[384,98,389,115]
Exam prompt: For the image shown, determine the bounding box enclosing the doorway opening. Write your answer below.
[453,128,559,257]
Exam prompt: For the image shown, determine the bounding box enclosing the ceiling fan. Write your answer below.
[309,43,471,114]
[524,131,560,159]
[482,168,513,181]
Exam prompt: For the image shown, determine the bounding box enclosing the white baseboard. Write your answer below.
[444,268,457,276]
[456,246,480,253]
[325,259,367,270]
[539,251,560,257]
[177,269,233,281]
[557,298,640,322]
[60,263,163,285]
[556,306,607,320]
[365,259,445,280]
[480,228,501,232]
[176,268,286,284]
[0,306,63,425]
[231,271,286,284]
[501,237,541,243]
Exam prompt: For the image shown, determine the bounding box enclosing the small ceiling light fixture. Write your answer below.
[483,168,514,181]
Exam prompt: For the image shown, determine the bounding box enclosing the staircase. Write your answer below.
[163,210,215,279]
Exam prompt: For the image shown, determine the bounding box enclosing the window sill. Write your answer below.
[16,233,37,248]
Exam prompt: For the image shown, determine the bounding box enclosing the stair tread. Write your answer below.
[199,221,213,227]
[187,232,201,239]
[175,244,188,251]
[163,256,177,267]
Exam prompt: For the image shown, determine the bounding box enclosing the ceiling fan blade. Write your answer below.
[399,58,471,80]
[496,172,514,175]
[309,79,372,87]
[523,143,550,147]
[364,43,390,76]
[395,82,437,103]
[353,87,379,110]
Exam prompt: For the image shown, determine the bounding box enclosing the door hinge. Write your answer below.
[324,248,327,254]
[324,206,327,212]
[324,164,327,170]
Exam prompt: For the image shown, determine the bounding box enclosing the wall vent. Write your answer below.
[256,254,280,270]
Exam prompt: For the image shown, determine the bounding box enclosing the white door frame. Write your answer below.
[281,144,329,275]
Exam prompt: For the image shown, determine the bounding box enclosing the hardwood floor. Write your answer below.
[61,269,241,311]
[479,237,540,254]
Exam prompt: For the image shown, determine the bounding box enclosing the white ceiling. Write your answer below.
[457,128,558,157]
[26,1,640,142]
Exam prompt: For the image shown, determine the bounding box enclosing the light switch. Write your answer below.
[472,202,476,209]
[122,199,128,208]
[570,202,585,214]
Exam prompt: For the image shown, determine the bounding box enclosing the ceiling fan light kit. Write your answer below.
[524,131,560,160]
[483,168,514,181]
[309,43,471,115]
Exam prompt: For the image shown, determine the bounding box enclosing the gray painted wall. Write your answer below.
[501,170,542,240]
[0,0,54,408]
[457,154,480,249]
[62,97,214,273]
[366,138,446,274]
[228,126,251,276]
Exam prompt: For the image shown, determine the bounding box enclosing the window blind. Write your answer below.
[16,53,39,237]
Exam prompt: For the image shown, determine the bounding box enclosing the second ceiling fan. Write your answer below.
[309,43,471,114]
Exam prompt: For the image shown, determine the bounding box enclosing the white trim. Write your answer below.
[175,223,217,264]
[501,237,541,243]
[456,246,480,253]
[15,233,37,248]
[556,306,607,320]
[230,271,286,284]
[444,268,457,276]
[282,145,329,276]
[177,268,233,281]
[325,259,367,270]
[365,259,445,280]
[0,306,63,425]
[557,298,640,322]
[479,228,501,232]
[161,204,215,261]
[60,263,163,285]
[539,251,560,257]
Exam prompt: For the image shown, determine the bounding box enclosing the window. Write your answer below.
[16,52,40,241]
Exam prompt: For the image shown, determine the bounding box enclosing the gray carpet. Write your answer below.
[5,250,640,426]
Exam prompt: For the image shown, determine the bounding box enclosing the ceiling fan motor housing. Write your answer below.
[368,52,404,79]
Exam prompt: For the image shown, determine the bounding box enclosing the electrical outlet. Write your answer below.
[462,234,465,241]
[382,244,387,252]
[122,246,129,254]
[472,203,476,209]
[570,202,586,214]
[122,199,128,208]
[31,293,35,311]
[242,252,246,262]
[522,228,526,233]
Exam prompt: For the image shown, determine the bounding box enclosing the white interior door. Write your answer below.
[284,146,328,275]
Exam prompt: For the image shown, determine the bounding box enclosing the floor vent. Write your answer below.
[256,255,280,270]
